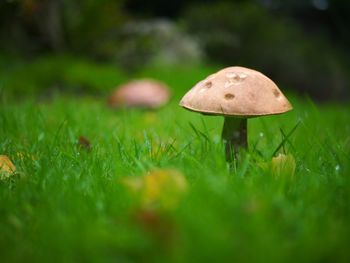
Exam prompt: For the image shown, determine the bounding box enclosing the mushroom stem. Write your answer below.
[221,117,247,162]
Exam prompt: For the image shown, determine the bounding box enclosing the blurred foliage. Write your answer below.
[0,0,349,100]
[0,54,216,99]
[259,0,350,47]
[63,0,126,56]
[0,55,128,97]
[113,19,203,71]
[182,1,349,100]
[0,0,126,56]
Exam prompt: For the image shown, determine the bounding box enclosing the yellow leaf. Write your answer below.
[122,169,188,210]
[0,155,16,179]
[143,169,188,209]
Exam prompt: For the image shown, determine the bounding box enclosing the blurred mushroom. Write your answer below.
[180,66,293,163]
[108,79,171,109]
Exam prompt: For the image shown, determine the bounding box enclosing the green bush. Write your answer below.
[0,55,128,98]
[0,0,127,56]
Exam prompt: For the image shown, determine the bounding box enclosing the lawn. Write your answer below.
[1,63,350,262]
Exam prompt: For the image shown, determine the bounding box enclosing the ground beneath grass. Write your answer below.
[1,89,350,262]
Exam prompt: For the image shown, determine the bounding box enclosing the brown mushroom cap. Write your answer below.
[179,66,292,117]
[108,79,171,109]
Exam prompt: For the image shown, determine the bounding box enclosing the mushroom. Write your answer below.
[108,79,171,109]
[179,66,293,162]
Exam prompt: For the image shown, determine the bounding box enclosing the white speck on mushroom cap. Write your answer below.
[225,72,247,80]
[179,66,293,117]
[224,72,248,88]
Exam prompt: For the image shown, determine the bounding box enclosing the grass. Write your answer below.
[0,62,350,262]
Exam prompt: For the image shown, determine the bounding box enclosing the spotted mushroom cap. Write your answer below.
[108,79,171,109]
[179,66,293,117]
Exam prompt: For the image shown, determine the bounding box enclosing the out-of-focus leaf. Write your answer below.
[122,169,188,210]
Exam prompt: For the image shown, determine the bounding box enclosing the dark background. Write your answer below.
[1,0,349,101]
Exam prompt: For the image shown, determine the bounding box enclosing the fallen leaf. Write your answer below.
[122,169,188,210]
[0,155,16,179]
[77,136,92,151]
[143,169,187,208]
